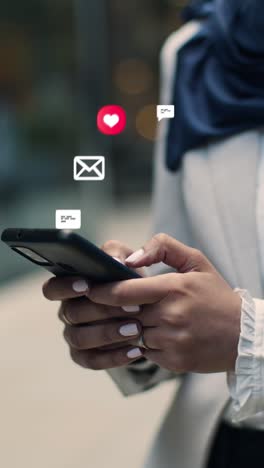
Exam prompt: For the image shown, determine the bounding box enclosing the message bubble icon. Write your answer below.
[56,210,81,229]
[157,105,175,122]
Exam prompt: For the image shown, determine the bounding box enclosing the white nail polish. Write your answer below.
[72,279,89,293]
[127,348,142,359]
[119,323,139,337]
[122,305,141,313]
[126,249,145,263]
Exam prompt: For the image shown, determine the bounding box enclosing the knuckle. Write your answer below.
[87,286,97,303]
[165,332,177,347]
[87,286,102,305]
[42,279,52,299]
[153,232,169,246]
[65,327,85,349]
[191,248,204,264]
[63,298,89,325]
[162,305,191,331]
[176,331,193,352]
[177,308,191,327]
[70,350,96,370]
[63,326,69,343]
[180,274,193,291]
[60,301,75,324]
[74,329,86,349]
[101,239,123,254]
[58,303,65,322]
[87,358,102,371]
[70,345,125,371]
[70,349,83,367]
[167,273,194,297]
[160,309,177,327]
[167,272,184,293]
[101,324,115,344]
[110,283,126,306]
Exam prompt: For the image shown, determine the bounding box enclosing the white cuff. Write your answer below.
[227,289,264,422]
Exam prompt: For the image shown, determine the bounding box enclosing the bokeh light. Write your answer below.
[0,26,32,88]
[135,104,157,141]
[114,58,154,95]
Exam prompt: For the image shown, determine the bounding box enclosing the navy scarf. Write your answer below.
[167,0,264,171]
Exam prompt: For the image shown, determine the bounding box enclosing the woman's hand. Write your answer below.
[43,241,146,369]
[87,234,242,374]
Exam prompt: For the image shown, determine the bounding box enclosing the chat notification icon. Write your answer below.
[157,105,175,122]
[56,210,81,229]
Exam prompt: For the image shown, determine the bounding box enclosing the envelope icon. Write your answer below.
[74,156,105,181]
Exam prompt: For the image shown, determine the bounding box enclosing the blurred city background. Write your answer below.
[0,0,187,282]
[0,1,186,467]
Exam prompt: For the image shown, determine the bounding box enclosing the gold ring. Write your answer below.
[137,333,150,350]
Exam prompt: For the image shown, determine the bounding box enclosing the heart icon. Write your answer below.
[103,114,120,128]
[97,105,126,135]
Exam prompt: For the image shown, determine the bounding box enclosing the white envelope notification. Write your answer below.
[74,156,105,181]
[56,210,81,229]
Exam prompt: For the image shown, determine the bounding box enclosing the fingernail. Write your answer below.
[122,305,141,313]
[126,249,145,263]
[72,279,89,293]
[119,323,139,337]
[127,347,142,359]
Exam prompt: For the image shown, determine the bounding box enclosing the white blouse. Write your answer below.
[225,135,264,429]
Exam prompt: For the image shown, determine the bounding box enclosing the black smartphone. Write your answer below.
[1,229,141,282]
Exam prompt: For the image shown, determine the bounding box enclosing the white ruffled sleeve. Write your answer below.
[227,289,264,423]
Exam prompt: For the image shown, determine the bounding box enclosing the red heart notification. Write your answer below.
[97,105,127,135]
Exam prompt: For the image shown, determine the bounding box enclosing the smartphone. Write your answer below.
[1,229,141,282]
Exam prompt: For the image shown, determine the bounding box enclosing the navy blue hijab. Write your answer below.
[167,0,264,171]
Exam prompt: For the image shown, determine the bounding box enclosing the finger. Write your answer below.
[142,350,172,369]
[63,320,142,350]
[102,240,145,277]
[125,233,214,273]
[88,273,179,307]
[101,240,134,264]
[142,327,163,350]
[138,296,192,328]
[43,276,89,301]
[59,297,125,325]
[70,345,144,370]
[143,326,189,351]
[59,299,160,328]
